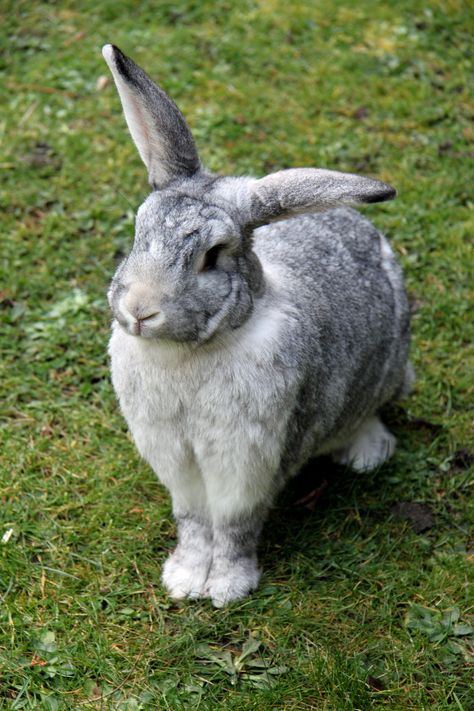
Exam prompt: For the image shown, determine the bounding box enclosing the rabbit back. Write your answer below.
[253,207,410,471]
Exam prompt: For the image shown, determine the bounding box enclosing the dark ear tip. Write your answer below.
[102,44,135,82]
[363,183,397,204]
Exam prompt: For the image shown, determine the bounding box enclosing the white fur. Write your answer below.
[162,554,209,599]
[109,275,299,523]
[205,560,261,608]
[109,270,302,605]
[161,524,212,599]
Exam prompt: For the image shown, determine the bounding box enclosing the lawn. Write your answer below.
[1,0,473,708]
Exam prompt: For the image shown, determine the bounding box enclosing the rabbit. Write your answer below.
[102,44,412,607]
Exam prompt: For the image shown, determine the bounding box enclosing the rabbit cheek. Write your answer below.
[108,286,131,332]
[196,272,252,339]
[228,286,253,330]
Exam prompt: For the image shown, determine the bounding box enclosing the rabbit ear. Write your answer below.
[247,168,396,225]
[102,44,200,189]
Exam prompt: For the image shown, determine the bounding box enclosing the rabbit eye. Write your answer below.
[199,244,225,272]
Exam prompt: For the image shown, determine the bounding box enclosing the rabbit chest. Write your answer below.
[108,301,299,490]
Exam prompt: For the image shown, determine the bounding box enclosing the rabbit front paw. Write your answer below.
[162,548,212,600]
[205,557,261,607]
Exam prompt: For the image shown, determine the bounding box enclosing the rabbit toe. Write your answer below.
[162,550,212,600]
[205,558,261,607]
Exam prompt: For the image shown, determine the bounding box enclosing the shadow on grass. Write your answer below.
[258,406,464,588]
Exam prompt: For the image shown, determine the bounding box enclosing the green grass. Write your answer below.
[1,0,473,708]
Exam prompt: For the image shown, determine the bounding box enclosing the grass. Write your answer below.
[1,0,473,708]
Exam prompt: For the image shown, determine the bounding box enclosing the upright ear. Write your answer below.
[246,168,396,226]
[102,44,201,189]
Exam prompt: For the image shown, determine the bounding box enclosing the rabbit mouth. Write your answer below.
[113,288,166,338]
[117,310,166,339]
[132,312,165,337]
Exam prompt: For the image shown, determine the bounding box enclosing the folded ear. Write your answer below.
[247,168,396,226]
[102,44,201,189]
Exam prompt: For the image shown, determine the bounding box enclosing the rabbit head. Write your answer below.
[103,44,396,344]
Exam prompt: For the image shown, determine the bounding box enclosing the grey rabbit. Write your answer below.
[102,44,412,606]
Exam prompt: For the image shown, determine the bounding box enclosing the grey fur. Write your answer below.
[103,45,200,188]
[103,46,412,606]
[250,168,396,225]
[162,514,213,599]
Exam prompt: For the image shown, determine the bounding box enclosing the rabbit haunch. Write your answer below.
[103,44,411,606]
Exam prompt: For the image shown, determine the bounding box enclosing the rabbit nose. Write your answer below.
[121,285,161,324]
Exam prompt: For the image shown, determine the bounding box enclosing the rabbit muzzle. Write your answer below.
[115,283,166,338]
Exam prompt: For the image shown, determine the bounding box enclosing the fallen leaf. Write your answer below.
[367,675,385,691]
[294,480,328,511]
[352,106,369,120]
[31,655,48,667]
[64,31,86,47]
[96,75,110,91]
[391,502,434,533]
[451,449,473,472]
